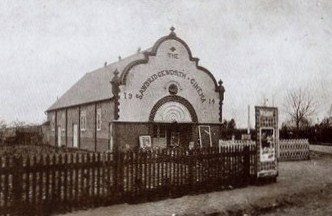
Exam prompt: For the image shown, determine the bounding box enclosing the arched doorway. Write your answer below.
[149,96,197,148]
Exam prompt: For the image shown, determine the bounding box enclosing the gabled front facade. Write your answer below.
[46,28,225,152]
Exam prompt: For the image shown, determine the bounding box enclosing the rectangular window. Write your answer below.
[153,125,166,138]
[97,108,102,131]
[80,110,86,131]
[62,113,66,132]
[73,124,78,148]
[57,126,62,147]
[159,125,166,138]
[51,115,55,131]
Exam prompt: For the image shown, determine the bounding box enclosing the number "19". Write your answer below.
[123,92,133,100]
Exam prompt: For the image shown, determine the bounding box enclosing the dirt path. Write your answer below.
[58,151,332,216]
[260,186,332,216]
[310,144,332,154]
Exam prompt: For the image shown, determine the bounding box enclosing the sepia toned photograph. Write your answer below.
[0,0,331,215]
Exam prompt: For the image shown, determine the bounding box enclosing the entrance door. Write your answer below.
[73,124,78,148]
[152,124,192,148]
[57,126,61,147]
[164,123,192,148]
[198,125,212,148]
[151,100,195,148]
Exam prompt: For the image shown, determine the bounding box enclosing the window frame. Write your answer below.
[61,112,66,132]
[80,110,87,131]
[51,115,55,131]
[96,108,102,131]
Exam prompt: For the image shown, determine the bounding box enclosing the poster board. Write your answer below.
[260,127,275,161]
[139,135,152,149]
[152,137,167,149]
[198,125,212,148]
[255,106,278,178]
[170,132,180,147]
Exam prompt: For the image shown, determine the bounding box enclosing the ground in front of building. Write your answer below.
[58,150,332,216]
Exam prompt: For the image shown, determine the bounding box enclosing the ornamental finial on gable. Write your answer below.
[110,68,121,120]
[169,26,176,37]
[111,69,121,86]
[113,68,120,77]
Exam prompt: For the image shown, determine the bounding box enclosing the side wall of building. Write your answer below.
[113,122,150,151]
[97,101,114,152]
[48,99,114,152]
[48,110,56,146]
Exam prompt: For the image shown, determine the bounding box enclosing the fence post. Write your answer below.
[243,146,250,185]
[12,156,23,216]
[187,150,194,192]
[115,152,124,197]
[113,152,118,196]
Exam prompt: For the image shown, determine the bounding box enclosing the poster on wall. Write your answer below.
[139,135,152,149]
[152,138,167,149]
[260,127,275,162]
[170,132,180,147]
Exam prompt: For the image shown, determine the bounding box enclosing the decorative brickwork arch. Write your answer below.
[149,95,198,123]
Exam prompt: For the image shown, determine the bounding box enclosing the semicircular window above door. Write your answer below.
[154,101,192,123]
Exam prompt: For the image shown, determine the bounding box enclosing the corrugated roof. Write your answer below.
[47,50,149,111]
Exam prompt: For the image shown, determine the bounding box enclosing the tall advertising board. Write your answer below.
[255,106,278,179]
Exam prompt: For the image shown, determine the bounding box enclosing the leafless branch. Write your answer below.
[283,88,316,130]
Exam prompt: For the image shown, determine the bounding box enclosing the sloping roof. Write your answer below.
[47,29,220,112]
[47,50,149,111]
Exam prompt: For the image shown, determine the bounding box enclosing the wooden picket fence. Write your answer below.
[0,146,256,216]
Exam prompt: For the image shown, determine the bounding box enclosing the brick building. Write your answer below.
[46,28,225,152]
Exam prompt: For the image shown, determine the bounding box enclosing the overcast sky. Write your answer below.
[0,0,331,128]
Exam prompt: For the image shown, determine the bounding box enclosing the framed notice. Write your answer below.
[189,141,195,150]
[170,132,180,147]
[152,137,167,149]
[139,135,152,149]
[198,125,212,148]
[260,127,275,162]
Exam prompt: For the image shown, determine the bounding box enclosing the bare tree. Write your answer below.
[0,119,6,144]
[284,88,316,132]
[328,104,332,117]
[0,119,6,130]
[10,120,29,128]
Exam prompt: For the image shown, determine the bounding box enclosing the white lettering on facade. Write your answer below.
[134,70,208,103]
[136,70,186,99]
[190,78,206,103]
[167,53,178,59]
